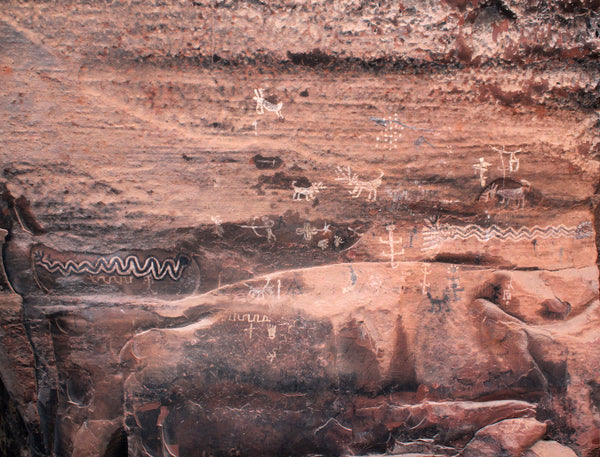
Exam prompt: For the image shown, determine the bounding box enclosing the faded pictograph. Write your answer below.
[88,275,133,286]
[335,166,384,202]
[211,215,224,237]
[342,265,358,294]
[386,186,437,212]
[244,278,274,299]
[447,265,464,301]
[240,216,277,241]
[481,180,531,208]
[427,288,451,313]
[421,264,431,295]
[374,113,403,150]
[371,116,436,151]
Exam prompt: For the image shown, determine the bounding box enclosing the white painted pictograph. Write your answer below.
[244,278,274,299]
[375,113,403,150]
[253,88,284,119]
[335,166,384,202]
[422,218,592,253]
[240,216,276,241]
[421,264,431,295]
[473,157,492,187]
[503,278,514,304]
[267,324,277,340]
[211,215,224,237]
[296,222,331,241]
[379,224,404,268]
[291,181,326,201]
[492,146,521,178]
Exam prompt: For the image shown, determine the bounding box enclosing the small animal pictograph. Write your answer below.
[253,88,284,120]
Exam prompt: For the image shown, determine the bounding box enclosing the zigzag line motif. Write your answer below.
[33,251,191,281]
[423,220,592,252]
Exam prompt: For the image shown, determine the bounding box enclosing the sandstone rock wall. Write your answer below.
[0,1,599,456]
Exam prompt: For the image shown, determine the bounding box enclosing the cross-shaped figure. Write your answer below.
[379,224,404,268]
[296,222,320,241]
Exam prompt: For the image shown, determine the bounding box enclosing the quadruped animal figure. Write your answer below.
[291,181,326,201]
[479,178,531,209]
[253,88,284,120]
[336,166,384,202]
[427,289,451,313]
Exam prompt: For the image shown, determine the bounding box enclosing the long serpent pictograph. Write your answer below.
[423,219,593,252]
[33,250,191,281]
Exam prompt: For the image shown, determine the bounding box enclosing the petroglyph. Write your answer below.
[30,245,200,295]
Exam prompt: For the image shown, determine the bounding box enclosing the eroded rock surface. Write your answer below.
[0,0,599,456]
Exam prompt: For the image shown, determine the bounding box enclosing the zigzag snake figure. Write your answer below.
[33,251,191,281]
[422,219,593,252]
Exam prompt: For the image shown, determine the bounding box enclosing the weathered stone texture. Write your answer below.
[0,0,599,456]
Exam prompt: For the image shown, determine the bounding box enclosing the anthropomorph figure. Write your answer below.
[473,157,492,187]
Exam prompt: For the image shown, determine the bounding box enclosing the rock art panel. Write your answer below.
[0,1,599,456]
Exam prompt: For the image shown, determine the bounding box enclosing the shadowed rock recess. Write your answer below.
[1,1,600,456]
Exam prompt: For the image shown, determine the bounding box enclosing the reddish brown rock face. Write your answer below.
[0,1,599,456]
